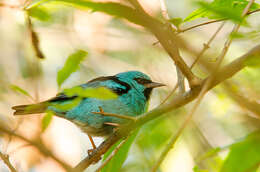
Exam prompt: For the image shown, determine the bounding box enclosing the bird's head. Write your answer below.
[115,71,165,100]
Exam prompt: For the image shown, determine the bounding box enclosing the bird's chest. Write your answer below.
[103,92,146,116]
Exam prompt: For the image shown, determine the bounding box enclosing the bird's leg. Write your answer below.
[87,134,97,155]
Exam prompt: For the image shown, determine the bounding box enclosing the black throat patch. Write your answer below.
[143,88,153,100]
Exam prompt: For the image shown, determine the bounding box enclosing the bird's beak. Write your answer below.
[144,82,165,88]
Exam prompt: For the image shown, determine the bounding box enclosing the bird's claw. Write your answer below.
[87,148,101,163]
[87,148,95,156]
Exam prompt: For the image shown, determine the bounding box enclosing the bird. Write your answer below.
[12,71,164,138]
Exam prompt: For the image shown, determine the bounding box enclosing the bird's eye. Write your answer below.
[111,87,127,95]
[117,88,123,92]
[134,78,152,84]
[135,78,142,82]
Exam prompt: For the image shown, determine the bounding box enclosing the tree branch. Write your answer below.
[151,21,226,172]
[73,44,260,171]
[126,0,201,88]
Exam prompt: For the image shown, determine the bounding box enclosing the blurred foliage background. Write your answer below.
[0,0,260,172]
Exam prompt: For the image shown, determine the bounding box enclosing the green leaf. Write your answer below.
[244,54,260,68]
[101,130,139,172]
[168,17,183,28]
[57,50,87,88]
[221,130,260,172]
[28,6,51,21]
[198,1,243,23]
[63,87,118,100]
[42,111,54,131]
[10,84,33,100]
[184,0,260,23]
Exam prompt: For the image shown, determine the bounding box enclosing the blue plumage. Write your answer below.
[12,71,164,136]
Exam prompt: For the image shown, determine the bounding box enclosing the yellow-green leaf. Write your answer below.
[42,111,54,131]
[57,50,87,88]
[10,84,33,100]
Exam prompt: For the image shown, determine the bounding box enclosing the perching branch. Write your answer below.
[74,44,260,171]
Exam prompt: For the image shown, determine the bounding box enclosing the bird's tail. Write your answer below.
[12,102,48,115]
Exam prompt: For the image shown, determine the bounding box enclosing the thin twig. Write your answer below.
[190,22,225,68]
[152,7,260,46]
[159,84,178,106]
[26,14,45,59]
[246,8,260,15]
[129,0,200,88]
[0,151,17,172]
[160,22,225,106]
[95,138,128,172]
[0,127,73,172]
[179,19,224,33]
[151,1,255,171]
[154,21,226,170]
[178,8,260,34]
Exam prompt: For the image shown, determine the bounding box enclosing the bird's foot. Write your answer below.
[87,148,101,163]
[87,148,95,156]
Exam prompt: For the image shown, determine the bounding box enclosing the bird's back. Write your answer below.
[47,77,147,136]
